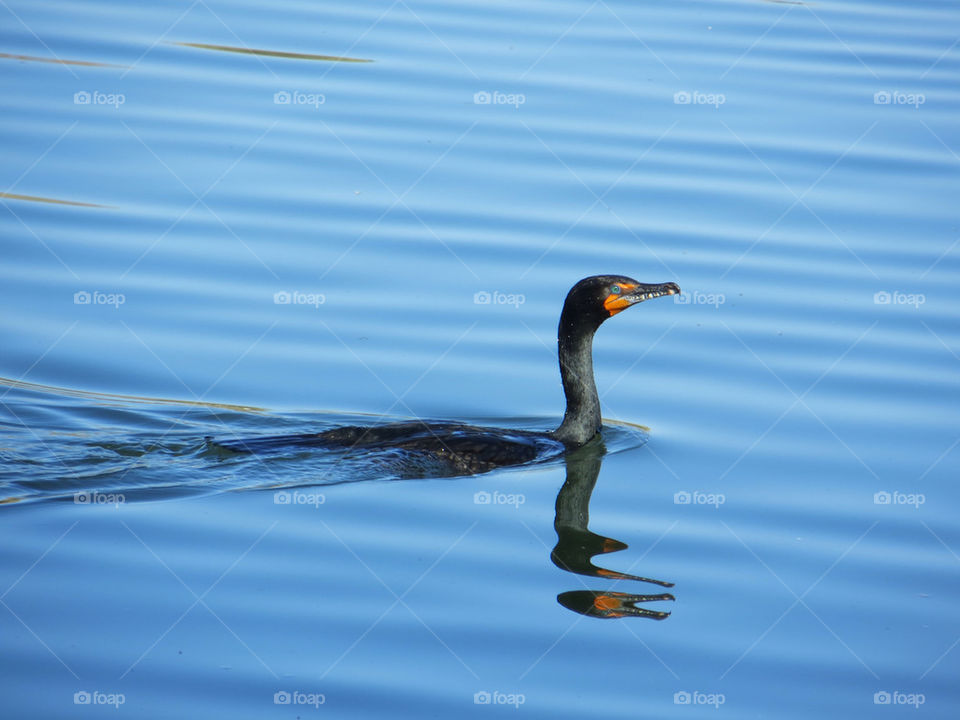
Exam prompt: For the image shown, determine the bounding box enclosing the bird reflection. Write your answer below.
[552,438,674,619]
[557,590,673,620]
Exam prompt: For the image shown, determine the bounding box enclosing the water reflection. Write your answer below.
[0,192,110,208]
[0,378,674,621]
[0,52,126,68]
[552,439,674,619]
[170,42,372,63]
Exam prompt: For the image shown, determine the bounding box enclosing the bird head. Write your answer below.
[562,275,681,330]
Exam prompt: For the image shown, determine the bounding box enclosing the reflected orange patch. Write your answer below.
[602,537,625,552]
[593,595,621,612]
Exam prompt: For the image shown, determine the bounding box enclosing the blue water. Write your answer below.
[2,0,959,717]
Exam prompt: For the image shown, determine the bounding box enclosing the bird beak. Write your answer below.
[604,282,681,316]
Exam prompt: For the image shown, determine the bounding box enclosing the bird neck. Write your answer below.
[553,314,602,447]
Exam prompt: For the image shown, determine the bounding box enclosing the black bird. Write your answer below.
[551,275,679,446]
[220,275,679,475]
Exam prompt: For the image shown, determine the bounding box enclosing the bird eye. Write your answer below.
[611,285,621,294]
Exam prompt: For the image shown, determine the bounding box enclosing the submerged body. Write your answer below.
[226,421,562,475]
[220,275,679,476]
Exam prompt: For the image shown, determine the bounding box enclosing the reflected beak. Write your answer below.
[604,282,681,316]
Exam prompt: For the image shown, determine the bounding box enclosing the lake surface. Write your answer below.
[2,0,959,717]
